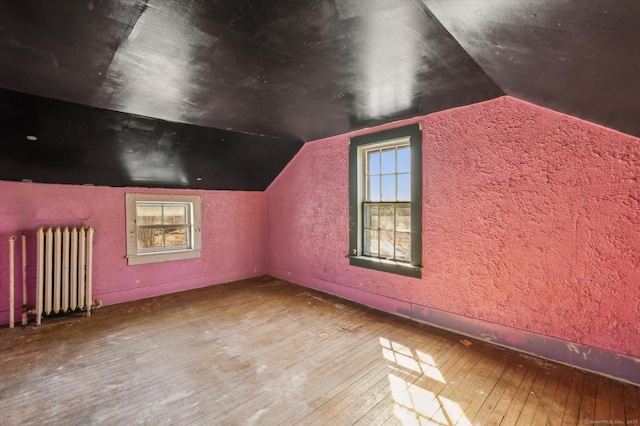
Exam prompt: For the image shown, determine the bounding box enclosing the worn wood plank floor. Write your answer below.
[1,276,639,425]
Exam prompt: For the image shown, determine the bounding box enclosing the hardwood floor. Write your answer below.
[1,276,638,425]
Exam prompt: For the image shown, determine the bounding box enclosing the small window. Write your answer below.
[126,194,201,265]
[349,124,422,277]
[136,203,191,252]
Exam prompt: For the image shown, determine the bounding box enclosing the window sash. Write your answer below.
[362,202,411,262]
[364,143,411,203]
[135,201,193,254]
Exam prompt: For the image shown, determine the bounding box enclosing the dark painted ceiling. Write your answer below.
[424,0,640,138]
[0,0,637,190]
[0,90,301,189]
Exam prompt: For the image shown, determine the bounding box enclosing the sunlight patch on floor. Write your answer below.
[381,337,471,425]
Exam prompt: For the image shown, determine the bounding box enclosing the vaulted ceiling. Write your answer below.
[0,0,638,190]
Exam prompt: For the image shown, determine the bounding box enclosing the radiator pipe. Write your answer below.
[21,233,28,326]
[9,235,16,328]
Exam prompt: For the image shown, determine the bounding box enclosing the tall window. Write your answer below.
[349,124,422,278]
[125,194,201,265]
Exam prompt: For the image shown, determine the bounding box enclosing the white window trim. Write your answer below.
[125,193,202,265]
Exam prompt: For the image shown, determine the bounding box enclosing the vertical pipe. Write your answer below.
[86,227,94,317]
[9,236,16,328]
[36,228,44,326]
[21,233,27,326]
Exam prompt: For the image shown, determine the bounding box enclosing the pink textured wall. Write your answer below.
[0,182,267,323]
[266,96,640,358]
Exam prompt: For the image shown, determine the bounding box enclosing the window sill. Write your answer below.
[127,249,202,265]
[348,256,422,278]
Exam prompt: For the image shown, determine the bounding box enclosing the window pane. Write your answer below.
[165,227,188,247]
[164,205,188,225]
[397,146,410,173]
[367,176,380,201]
[137,204,162,225]
[154,229,164,247]
[381,175,396,201]
[367,151,380,175]
[381,148,396,174]
[379,205,394,230]
[364,230,379,256]
[379,231,394,258]
[370,205,379,229]
[137,229,155,249]
[397,173,411,201]
[137,228,163,249]
[364,204,379,229]
[396,205,411,232]
[395,232,411,261]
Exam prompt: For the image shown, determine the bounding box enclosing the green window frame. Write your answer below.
[349,123,422,278]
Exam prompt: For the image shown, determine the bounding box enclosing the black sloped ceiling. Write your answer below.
[0,0,637,189]
[0,90,302,190]
[423,0,640,138]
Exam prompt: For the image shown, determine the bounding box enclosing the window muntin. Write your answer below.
[135,202,192,252]
[348,123,422,278]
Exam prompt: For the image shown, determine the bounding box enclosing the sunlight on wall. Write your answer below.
[380,337,471,425]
